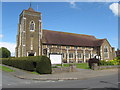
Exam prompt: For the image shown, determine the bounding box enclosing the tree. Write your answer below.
[0,47,11,58]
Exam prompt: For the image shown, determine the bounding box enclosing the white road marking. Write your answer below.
[45,80,55,82]
[8,84,11,85]
[51,81,55,82]
[58,80,64,82]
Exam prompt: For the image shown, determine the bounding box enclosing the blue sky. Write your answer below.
[0,2,119,56]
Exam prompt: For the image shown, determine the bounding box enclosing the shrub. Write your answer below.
[0,47,11,58]
[2,56,52,74]
[2,57,35,71]
[36,56,52,74]
[88,58,100,69]
[100,57,120,66]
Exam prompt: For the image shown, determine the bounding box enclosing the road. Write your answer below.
[1,71,119,89]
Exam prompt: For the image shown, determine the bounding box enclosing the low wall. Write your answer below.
[99,65,120,69]
[92,64,120,70]
[52,66,77,73]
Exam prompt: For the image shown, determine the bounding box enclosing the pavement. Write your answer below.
[1,64,119,81]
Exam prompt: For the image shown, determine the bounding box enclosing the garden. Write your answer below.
[52,56,120,70]
[0,56,119,74]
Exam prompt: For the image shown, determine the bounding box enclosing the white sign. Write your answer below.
[49,54,62,64]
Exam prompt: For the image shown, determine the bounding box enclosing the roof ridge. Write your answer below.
[96,38,106,40]
[43,29,96,38]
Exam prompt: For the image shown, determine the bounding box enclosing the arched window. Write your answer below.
[104,45,109,58]
[30,21,35,31]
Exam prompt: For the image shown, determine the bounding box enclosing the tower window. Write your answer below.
[30,21,35,31]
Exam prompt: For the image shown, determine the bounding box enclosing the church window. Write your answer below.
[74,46,78,49]
[48,45,52,48]
[30,21,35,31]
[85,53,89,59]
[57,45,61,49]
[104,46,109,58]
[69,53,74,59]
[62,53,65,58]
[66,46,70,49]
[77,53,82,59]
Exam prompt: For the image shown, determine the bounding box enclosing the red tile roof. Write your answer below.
[42,29,105,47]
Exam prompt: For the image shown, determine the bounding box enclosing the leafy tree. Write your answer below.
[0,47,11,58]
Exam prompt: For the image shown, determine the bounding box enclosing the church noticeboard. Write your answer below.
[49,53,62,64]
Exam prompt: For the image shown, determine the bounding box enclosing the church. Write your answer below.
[16,6,116,63]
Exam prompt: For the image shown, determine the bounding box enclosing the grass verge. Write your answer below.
[55,63,90,69]
[0,65,15,72]
[0,65,40,75]
[31,71,40,75]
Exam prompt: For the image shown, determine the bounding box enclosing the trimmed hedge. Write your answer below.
[36,56,52,74]
[2,56,52,74]
[2,57,36,71]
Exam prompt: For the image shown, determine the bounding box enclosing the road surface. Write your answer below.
[1,71,119,89]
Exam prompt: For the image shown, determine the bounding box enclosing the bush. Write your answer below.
[0,47,11,58]
[2,56,52,74]
[88,58,100,69]
[100,57,120,66]
[36,56,52,74]
[2,57,36,71]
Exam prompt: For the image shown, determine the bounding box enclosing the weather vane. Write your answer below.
[30,2,32,8]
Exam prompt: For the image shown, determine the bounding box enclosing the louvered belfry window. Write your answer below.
[30,21,35,31]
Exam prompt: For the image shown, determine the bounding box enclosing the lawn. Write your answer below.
[31,71,40,75]
[55,63,89,69]
[0,65,15,72]
[76,63,89,69]
[0,65,40,74]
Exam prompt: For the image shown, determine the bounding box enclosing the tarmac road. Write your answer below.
[2,71,119,89]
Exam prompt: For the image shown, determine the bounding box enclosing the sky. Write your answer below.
[0,1,119,56]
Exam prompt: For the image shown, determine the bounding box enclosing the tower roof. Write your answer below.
[28,7,35,12]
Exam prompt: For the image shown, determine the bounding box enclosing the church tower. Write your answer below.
[16,6,42,57]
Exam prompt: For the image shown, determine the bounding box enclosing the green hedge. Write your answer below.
[36,56,52,74]
[2,57,36,71]
[2,56,52,74]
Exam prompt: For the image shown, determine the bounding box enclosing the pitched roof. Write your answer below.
[94,39,105,46]
[42,29,105,47]
[28,7,35,12]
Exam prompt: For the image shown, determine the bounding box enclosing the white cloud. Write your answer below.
[66,0,119,2]
[0,34,3,39]
[68,0,120,8]
[69,0,77,8]
[0,42,16,56]
[109,3,120,16]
